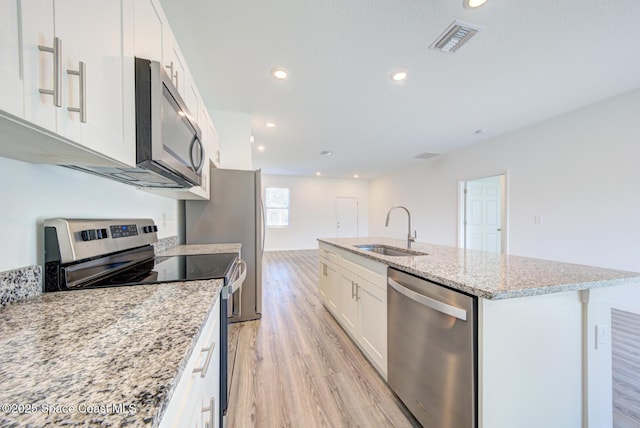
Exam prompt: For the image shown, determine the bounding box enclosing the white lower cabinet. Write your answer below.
[318,243,388,378]
[160,297,220,428]
[319,248,339,314]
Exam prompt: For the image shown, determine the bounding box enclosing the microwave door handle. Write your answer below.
[189,136,204,173]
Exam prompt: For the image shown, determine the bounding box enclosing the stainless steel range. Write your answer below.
[43,218,244,427]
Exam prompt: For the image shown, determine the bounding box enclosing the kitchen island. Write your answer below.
[318,237,640,428]
[0,243,237,427]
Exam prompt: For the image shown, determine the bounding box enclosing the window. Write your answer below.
[265,187,290,227]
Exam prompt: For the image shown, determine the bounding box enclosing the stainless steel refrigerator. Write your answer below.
[184,167,263,322]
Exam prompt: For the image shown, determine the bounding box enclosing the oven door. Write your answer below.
[220,259,246,426]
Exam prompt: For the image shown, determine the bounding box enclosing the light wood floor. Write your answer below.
[612,308,640,428]
[227,250,419,428]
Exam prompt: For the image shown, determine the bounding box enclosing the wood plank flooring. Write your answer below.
[612,308,640,428]
[227,250,419,428]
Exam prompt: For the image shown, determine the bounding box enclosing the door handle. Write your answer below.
[388,277,467,321]
[38,37,62,107]
[67,61,86,123]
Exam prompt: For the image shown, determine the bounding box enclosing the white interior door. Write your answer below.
[336,197,358,238]
[464,176,503,253]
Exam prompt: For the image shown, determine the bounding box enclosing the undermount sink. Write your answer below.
[354,244,428,257]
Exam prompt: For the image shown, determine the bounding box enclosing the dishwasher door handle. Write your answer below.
[388,277,468,321]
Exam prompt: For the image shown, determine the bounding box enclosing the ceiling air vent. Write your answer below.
[415,152,439,160]
[431,20,482,53]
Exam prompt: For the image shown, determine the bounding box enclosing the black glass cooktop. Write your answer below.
[97,253,238,287]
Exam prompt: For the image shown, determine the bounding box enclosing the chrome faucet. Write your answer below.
[385,205,417,249]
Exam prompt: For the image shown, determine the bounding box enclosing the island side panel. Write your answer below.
[478,291,583,428]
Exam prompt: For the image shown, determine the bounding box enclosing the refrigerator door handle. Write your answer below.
[260,198,265,256]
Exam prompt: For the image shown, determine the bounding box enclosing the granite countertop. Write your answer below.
[0,243,239,427]
[318,237,640,300]
[157,243,241,257]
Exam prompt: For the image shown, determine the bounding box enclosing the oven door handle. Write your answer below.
[231,259,247,294]
[230,259,247,319]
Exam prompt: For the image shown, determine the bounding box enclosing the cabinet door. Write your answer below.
[54,0,132,165]
[21,0,56,132]
[200,302,220,428]
[339,268,358,337]
[319,260,329,301]
[202,109,221,167]
[357,277,387,376]
[184,74,201,126]
[325,262,339,314]
[163,30,185,97]
[0,0,24,118]
[133,0,163,62]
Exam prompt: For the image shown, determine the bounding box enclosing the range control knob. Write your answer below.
[80,229,98,241]
[152,225,158,232]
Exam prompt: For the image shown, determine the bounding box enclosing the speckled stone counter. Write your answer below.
[318,237,640,299]
[0,244,238,427]
[157,243,241,257]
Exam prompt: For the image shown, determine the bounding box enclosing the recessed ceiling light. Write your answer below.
[320,150,332,156]
[257,145,266,152]
[353,174,359,179]
[464,0,487,8]
[390,70,408,81]
[315,172,321,176]
[271,68,288,80]
[266,122,276,128]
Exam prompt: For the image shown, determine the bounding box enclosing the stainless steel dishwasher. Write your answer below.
[388,268,477,428]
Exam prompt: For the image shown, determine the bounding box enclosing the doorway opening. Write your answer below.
[335,197,359,238]
[458,173,507,253]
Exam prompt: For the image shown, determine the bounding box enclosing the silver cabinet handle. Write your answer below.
[165,61,174,77]
[38,36,62,107]
[202,397,215,428]
[388,277,467,321]
[193,341,216,378]
[355,284,360,302]
[67,61,86,123]
[165,61,178,89]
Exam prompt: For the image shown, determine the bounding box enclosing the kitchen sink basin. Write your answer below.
[354,244,428,257]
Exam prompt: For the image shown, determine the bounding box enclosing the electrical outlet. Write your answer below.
[596,324,608,349]
[534,215,544,225]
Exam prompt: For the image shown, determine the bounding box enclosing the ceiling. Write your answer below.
[159,0,640,180]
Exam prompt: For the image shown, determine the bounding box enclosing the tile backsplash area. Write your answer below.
[0,265,42,307]
[153,235,179,254]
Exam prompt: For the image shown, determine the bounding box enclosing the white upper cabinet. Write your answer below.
[20,0,56,133]
[133,0,163,63]
[54,0,131,165]
[163,29,186,98]
[0,0,24,119]
[0,0,224,199]
[10,0,134,167]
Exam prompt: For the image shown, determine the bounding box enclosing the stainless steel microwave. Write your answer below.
[66,57,203,189]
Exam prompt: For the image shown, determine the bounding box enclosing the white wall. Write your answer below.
[263,175,369,251]
[369,89,640,272]
[0,157,179,271]
[210,110,252,170]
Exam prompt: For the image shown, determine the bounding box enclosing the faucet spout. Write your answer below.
[384,205,417,248]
